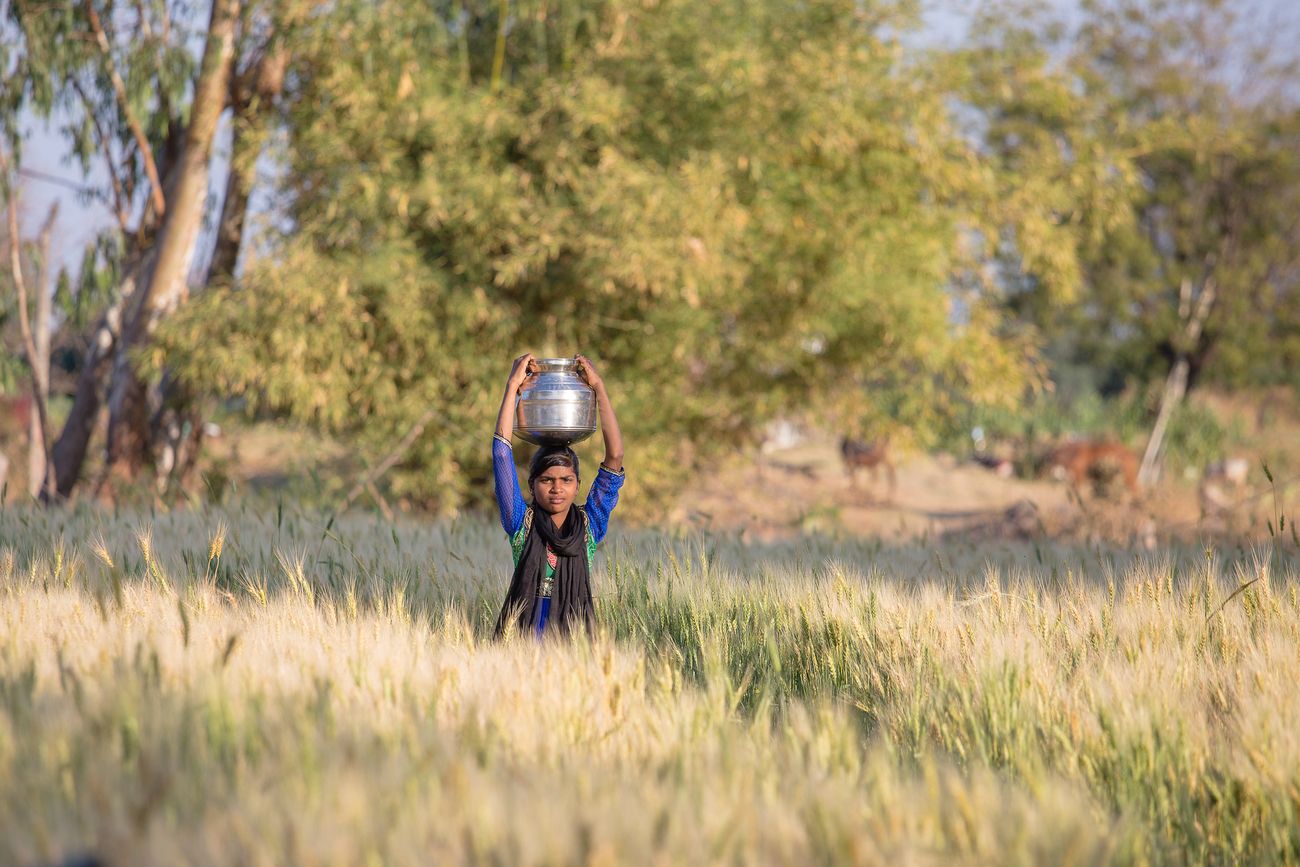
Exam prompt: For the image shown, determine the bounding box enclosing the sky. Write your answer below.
[15,112,245,288]
[10,0,1300,287]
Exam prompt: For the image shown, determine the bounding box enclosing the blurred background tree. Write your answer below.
[964,0,1300,481]
[156,0,1077,514]
[1,0,307,500]
[5,0,1296,513]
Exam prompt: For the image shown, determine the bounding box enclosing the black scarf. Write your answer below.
[493,505,595,638]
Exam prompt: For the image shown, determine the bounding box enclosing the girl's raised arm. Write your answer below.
[493,353,535,536]
[495,353,536,440]
[575,354,623,472]
[576,354,624,545]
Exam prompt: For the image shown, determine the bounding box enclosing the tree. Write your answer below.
[3,0,305,500]
[95,0,243,497]
[967,0,1300,482]
[1076,0,1300,482]
[157,0,1069,514]
[4,0,208,499]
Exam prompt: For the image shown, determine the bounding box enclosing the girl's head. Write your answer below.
[528,446,581,516]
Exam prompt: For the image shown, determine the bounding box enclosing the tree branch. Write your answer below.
[341,406,438,511]
[491,0,508,93]
[85,0,167,217]
[1,150,58,501]
[70,76,131,232]
[132,0,153,41]
[29,200,59,498]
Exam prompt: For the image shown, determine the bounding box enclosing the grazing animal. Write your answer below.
[840,436,896,500]
[1040,440,1140,497]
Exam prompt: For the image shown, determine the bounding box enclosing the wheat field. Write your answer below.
[1,505,1298,865]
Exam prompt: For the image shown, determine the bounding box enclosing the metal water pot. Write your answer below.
[515,357,597,446]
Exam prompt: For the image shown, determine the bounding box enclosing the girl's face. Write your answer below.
[532,464,579,516]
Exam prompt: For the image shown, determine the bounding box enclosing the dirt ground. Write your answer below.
[5,391,1292,546]
[668,429,1293,545]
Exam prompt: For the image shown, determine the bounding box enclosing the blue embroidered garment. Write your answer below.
[492,434,624,597]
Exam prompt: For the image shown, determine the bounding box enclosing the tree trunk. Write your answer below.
[142,128,248,497]
[45,107,188,501]
[143,0,242,327]
[47,254,152,500]
[2,151,58,502]
[1137,277,1218,487]
[208,40,287,286]
[148,39,287,496]
[150,370,207,497]
[26,203,58,497]
[96,362,153,498]
[1137,355,1189,487]
[206,124,256,285]
[96,0,243,497]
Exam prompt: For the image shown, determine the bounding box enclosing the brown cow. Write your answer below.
[1040,439,1140,497]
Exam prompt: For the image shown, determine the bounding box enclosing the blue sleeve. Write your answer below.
[493,435,527,537]
[584,465,625,545]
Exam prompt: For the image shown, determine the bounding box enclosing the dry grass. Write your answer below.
[1,505,1298,865]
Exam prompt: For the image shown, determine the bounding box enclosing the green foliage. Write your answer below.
[1160,399,1233,478]
[157,0,1054,512]
[961,384,1233,477]
[1,0,205,430]
[968,0,1300,397]
[0,357,24,395]
[964,389,1143,448]
[3,1,198,177]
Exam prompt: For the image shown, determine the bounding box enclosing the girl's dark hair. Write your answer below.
[528,446,580,486]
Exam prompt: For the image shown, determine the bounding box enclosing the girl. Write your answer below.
[492,353,625,638]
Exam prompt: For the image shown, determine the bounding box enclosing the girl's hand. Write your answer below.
[575,354,604,391]
[508,353,536,392]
